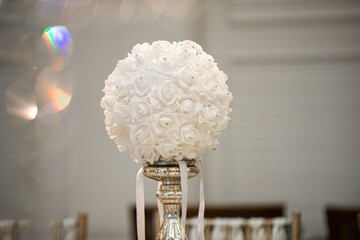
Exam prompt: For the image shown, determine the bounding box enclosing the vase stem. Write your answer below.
[143,160,199,240]
[157,178,182,240]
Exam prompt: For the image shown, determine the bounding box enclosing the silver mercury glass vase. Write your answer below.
[143,160,199,240]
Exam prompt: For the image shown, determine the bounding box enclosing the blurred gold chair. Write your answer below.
[77,212,88,240]
[186,211,301,240]
[0,212,87,240]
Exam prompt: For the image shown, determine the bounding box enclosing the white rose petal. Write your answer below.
[179,99,195,113]
[150,97,163,110]
[157,142,178,160]
[156,83,178,105]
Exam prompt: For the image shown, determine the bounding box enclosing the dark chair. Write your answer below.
[358,212,360,235]
[326,206,360,240]
[131,204,284,240]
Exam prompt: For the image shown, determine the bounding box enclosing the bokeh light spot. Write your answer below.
[35,0,64,25]
[64,0,92,7]
[6,81,38,121]
[41,25,73,71]
[36,67,73,116]
[140,1,161,23]
[50,87,72,111]
[12,33,33,64]
[146,0,197,17]
[27,106,39,120]
[119,0,135,23]
[61,0,98,29]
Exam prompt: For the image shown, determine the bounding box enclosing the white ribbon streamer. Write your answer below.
[136,168,145,240]
[178,160,188,240]
[198,166,205,240]
[157,181,164,228]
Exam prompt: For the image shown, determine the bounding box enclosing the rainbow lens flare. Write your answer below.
[36,67,73,117]
[42,25,73,71]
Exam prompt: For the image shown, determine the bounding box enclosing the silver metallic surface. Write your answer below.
[143,160,199,240]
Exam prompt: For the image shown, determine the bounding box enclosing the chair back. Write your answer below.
[186,211,301,240]
[0,213,87,240]
[358,212,360,235]
[326,206,360,240]
[132,204,285,240]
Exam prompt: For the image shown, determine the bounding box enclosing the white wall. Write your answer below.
[1,0,360,239]
[203,0,360,238]
[67,1,360,238]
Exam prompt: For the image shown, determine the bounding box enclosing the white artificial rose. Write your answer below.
[149,97,163,110]
[113,101,130,120]
[155,82,178,106]
[111,77,130,97]
[156,140,178,160]
[104,110,116,126]
[206,106,219,119]
[130,73,152,97]
[101,40,232,164]
[174,67,196,90]
[130,124,154,145]
[133,144,159,164]
[179,123,196,145]
[115,135,130,152]
[130,100,151,120]
[178,99,195,113]
[152,112,180,140]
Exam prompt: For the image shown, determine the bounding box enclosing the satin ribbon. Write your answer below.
[157,181,164,228]
[136,168,145,240]
[198,167,205,240]
[179,161,205,240]
[185,168,205,240]
[178,160,188,239]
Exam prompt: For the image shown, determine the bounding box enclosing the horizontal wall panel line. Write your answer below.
[228,0,360,26]
[229,48,360,64]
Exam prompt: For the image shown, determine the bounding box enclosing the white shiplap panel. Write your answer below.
[204,0,360,238]
[228,0,360,26]
[232,115,360,128]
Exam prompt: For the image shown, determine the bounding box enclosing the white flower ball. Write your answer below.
[101,40,232,164]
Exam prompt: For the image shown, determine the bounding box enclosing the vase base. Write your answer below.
[157,217,182,240]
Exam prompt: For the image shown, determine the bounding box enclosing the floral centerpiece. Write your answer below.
[101,40,232,164]
[101,40,232,240]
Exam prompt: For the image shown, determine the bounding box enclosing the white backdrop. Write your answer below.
[1,0,360,240]
[204,0,360,238]
[65,0,360,239]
